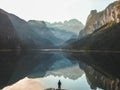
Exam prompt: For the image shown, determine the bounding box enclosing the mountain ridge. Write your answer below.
[46,19,84,34]
[79,1,120,38]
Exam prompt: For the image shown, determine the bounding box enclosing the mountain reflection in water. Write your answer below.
[0,51,120,90]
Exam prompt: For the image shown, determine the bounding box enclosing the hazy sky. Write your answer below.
[0,0,116,24]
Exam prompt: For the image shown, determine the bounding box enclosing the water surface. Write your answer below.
[1,51,120,90]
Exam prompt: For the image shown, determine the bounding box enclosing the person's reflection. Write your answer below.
[58,80,62,89]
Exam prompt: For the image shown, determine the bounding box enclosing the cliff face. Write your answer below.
[70,22,120,50]
[79,1,120,38]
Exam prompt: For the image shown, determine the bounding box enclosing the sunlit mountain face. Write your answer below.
[46,19,84,34]
[0,0,120,90]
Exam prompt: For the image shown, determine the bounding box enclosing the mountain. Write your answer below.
[3,11,81,48]
[79,1,120,38]
[66,2,120,89]
[68,22,120,50]
[0,9,21,49]
[0,9,55,49]
[28,20,78,46]
[67,1,120,50]
[28,20,63,46]
[49,27,78,45]
[45,19,83,45]
[46,19,84,34]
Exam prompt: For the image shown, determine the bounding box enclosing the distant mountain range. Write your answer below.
[46,19,84,34]
[28,20,79,46]
[0,9,83,49]
[0,9,55,49]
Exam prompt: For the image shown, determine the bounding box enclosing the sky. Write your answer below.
[0,0,116,24]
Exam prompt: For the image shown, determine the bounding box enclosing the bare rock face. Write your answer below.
[79,1,120,38]
[87,10,97,22]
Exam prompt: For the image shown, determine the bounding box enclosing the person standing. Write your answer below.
[58,80,61,89]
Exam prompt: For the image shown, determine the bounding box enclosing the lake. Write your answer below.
[1,50,120,90]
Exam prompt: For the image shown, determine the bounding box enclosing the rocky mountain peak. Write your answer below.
[87,10,97,22]
[64,19,81,24]
[79,1,120,38]
[28,20,47,28]
[46,19,84,34]
[90,10,97,15]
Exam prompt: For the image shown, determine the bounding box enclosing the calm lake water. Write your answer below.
[1,51,120,90]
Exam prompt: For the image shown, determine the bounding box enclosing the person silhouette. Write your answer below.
[58,80,61,89]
